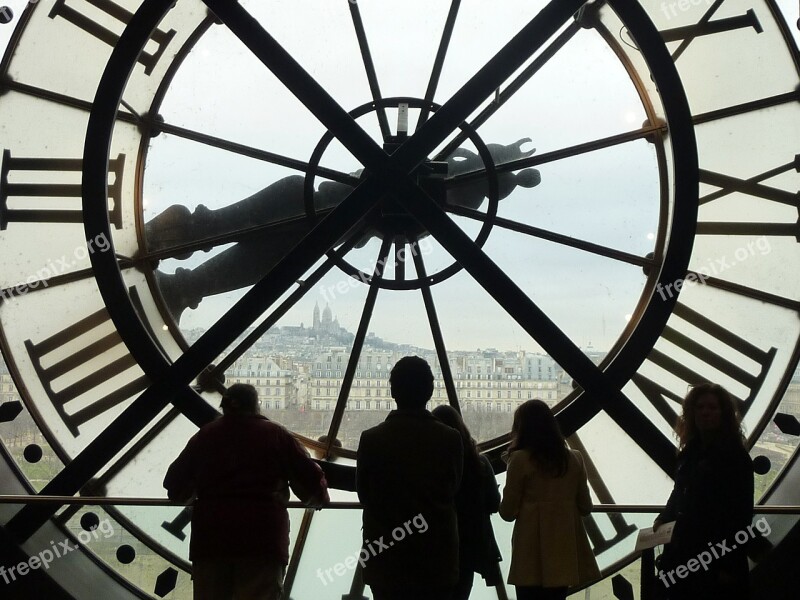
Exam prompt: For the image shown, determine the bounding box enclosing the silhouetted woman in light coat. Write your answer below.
[500,400,599,600]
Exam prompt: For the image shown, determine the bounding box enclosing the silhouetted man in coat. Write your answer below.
[357,356,463,600]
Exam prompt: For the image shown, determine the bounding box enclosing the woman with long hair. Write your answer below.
[654,383,753,599]
[432,405,502,600]
[499,400,599,600]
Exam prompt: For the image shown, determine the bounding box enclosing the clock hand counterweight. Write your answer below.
[444,139,540,209]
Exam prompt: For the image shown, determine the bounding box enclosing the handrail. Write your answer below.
[0,496,799,513]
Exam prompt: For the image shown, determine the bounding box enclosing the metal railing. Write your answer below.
[1,496,800,513]
[1,496,798,600]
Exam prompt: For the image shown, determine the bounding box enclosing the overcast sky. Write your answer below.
[2,0,799,356]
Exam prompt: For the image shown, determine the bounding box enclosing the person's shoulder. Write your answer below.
[358,420,387,447]
[719,436,752,466]
[194,415,225,436]
[568,448,585,463]
[478,453,496,475]
[427,415,462,443]
[255,415,287,431]
[361,419,389,437]
[219,414,280,430]
[186,417,230,449]
[506,448,532,469]
[428,415,459,433]
[260,418,308,447]
[567,448,588,473]
[707,434,745,455]
[233,415,297,444]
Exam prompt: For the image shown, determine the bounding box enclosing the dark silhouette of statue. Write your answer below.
[145,140,540,321]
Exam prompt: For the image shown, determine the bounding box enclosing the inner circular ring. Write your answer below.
[303,97,500,291]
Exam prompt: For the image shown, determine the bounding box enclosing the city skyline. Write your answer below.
[181,299,612,359]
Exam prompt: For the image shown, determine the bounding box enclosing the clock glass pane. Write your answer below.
[1,1,799,598]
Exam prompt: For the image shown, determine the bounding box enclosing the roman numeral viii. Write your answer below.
[25,307,149,435]
[0,150,124,230]
[49,0,176,75]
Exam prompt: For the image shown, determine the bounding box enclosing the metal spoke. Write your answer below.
[348,0,391,139]
[692,89,800,126]
[434,20,581,160]
[697,273,800,313]
[282,508,316,599]
[155,120,360,186]
[203,0,390,176]
[325,238,393,452]
[403,188,573,365]
[393,0,586,174]
[417,0,462,129]
[394,237,405,281]
[5,79,119,118]
[446,124,665,187]
[393,174,678,473]
[446,204,657,268]
[410,237,460,411]
[3,81,357,186]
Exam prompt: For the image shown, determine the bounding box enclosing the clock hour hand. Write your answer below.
[143,174,352,257]
[144,140,540,258]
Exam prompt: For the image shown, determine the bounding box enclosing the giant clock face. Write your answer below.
[1,0,799,598]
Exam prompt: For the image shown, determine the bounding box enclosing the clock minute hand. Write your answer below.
[145,137,539,259]
[146,140,541,321]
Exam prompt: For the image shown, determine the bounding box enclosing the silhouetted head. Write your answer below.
[431,404,462,430]
[220,383,260,416]
[432,404,481,469]
[390,356,434,409]
[314,435,343,460]
[510,399,568,476]
[677,382,743,449]
[318,434,342,448]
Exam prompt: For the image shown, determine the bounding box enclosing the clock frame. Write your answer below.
[1,1,799,598]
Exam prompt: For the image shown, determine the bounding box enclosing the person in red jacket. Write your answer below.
[164,383,329,600]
